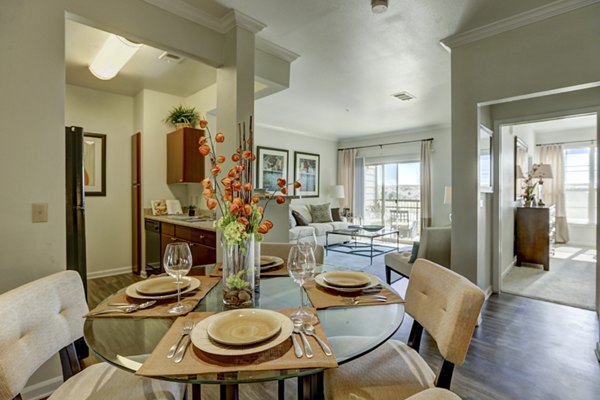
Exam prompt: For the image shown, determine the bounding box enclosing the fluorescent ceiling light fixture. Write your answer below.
[89,35,142,80]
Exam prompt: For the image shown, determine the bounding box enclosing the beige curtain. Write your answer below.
[538,145,569,243]
[420,140,432,230]
[337,149,357,211]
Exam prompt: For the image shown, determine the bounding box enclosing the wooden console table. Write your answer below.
[515,206,556,271]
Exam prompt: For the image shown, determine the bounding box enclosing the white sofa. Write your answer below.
[289,204,350,246]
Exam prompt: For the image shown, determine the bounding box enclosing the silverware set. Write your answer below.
[85,300,157,317]
[291,317,332,358]
[168,321,194,363]
[341,294,387,305]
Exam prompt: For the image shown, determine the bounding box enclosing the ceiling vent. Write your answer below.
[158,51,184,64]
[392,91,416,101]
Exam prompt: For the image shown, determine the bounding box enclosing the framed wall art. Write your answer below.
[294,151,320,197]
[479,124,493,193]
[83,133,106,196]
[256,146,288,193]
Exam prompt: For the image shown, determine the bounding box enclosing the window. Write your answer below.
[563,145,597,224]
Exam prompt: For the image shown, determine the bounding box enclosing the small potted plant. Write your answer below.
[164,105,201,129]
[188,204,196,216]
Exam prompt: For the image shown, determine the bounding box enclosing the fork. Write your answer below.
[167,321,194,359]
[342,295,387,305]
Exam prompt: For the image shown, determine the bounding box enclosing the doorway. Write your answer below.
[496,113,597,310]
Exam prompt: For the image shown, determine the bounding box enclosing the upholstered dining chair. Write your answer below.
[261,242,325,264]
[406,388,462,400]
[0,270,185,400]
[324,259,485,400]
[384,226,451,283]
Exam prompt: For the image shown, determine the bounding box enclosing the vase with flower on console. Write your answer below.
[222,234,255,308]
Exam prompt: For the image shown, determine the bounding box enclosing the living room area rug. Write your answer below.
[501,245,596,310]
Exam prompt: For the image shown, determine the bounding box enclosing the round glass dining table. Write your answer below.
[84,271,405,400]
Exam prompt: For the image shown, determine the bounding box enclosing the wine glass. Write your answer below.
[297,230,318,256]
[287,245,316,322]
[163,242,193,314]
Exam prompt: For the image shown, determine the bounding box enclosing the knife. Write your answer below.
[174,336,191,363]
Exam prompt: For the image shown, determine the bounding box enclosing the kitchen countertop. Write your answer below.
[145,215,217,231]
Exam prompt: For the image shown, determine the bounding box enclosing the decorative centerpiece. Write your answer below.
[522,164,539,207]
[199,116,300,307]
[164,105,201,129]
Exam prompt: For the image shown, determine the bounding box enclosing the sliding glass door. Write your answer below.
[363,161,420,239]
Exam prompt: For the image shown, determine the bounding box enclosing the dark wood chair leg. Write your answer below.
[59,342,82,381]
[185,384,201,400]
[385,266,391,284]
[407,321,424,352]
[298,372,324,400]
[435,360,455,389]
[220,384,239,400]
[278,380,285,400]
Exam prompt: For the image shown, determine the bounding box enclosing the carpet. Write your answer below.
[322,244,412,283]
[502,246,596,310]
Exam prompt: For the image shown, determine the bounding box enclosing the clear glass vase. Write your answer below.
[222,234,255,308]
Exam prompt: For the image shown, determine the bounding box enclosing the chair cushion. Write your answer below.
[409,241,420,263]
[292,210,310,226]
[406,388,462,400]
[330,221,349,230]
[310,223,334,237]
[309,203,333,223]
[325,339,435,400]
[49,363,185,400]
[384,251,413,277]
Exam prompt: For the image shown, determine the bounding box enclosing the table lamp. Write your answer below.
[332,185,345,207]
[532,164,553,206]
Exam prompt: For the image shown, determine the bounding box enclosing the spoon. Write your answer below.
[86,300,156,316]
[292,318,313,358]
[302,323,332,356]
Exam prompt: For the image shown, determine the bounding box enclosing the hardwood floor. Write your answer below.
[86,274,600,399]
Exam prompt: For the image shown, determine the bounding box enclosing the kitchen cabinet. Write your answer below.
[515,206,555,271]
[160,222,216,268]
[166,127,205,184]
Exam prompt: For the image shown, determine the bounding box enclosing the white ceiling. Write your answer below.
[66,0,558,139]
[516,114,597,135]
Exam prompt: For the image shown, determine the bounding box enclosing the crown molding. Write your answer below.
[441,0,600,50]
[144,0,264,34]
[256,37,300,63]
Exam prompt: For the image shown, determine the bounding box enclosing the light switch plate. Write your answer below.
[32,203,48,223]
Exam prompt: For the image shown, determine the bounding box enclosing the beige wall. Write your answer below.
[65,85,134,277]
[449,4,600,289]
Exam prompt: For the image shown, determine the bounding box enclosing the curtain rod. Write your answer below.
[337,137,433,151]
[536,139,596,147]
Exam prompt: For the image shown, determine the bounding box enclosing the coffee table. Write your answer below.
[325,227,400,264]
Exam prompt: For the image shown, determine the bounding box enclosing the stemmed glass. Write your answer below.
[287,245,316,322]
[297,230,318,256]
[163,242,193,314]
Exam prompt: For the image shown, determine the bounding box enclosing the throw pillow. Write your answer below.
[331,207,343,222]
[292,210,310,226]
[408,241,420,263]
[289,210,297,228]
[309,203,333,223]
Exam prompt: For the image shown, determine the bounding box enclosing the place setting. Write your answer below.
[304,270,405,309]
[85,243,221,318]
[209,255,289,277]
[136,307,337,377]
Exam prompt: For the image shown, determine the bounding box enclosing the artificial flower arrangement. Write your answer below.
[522,163,540,206]
[198,116,300,306]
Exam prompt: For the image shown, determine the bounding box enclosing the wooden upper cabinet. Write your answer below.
[166,127,205,184]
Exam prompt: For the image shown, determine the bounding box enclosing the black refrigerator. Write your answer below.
[65,126,87,296]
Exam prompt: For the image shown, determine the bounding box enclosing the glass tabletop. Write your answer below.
[330,227,399,238]
[84,273,404,384]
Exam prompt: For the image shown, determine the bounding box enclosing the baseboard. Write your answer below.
[87,266,132,279]
[501,260,516,280]
[21,376,62,400]
[484,285,493,299]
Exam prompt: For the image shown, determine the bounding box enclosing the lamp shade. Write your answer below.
[332,185,345,199]
[443,186,452,205]
[89,35,142,80]
[532,164,553,179]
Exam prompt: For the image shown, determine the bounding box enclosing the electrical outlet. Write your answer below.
[32,203,48,223]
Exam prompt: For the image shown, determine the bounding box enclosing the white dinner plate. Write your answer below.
[125,277,200,300]
[191,310,294,356]
[206,309,282,346]
[315,272,381,293]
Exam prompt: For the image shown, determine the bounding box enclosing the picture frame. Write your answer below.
[294,151,320,197]
[514,136,528,201]
[83,133,106,196]
[256,146,288,193]
[479,125,493,193]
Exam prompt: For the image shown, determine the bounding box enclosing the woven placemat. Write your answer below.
[304,282,404,309]
[136,308,337,377]
[85,276,221,318]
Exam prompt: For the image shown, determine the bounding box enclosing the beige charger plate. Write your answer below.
[260,256,284,271]
[206,309,282,346]
[315,273,380,293]
[321,271,371,288]
[191,310,294,356]
[125,277,200,300]
[136,276,191,295]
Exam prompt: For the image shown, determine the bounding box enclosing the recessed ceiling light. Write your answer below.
[158,51,184,64]
[89,35,142,80]
[371,0,388,14]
